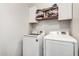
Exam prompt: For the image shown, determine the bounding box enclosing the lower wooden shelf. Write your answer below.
[36,16,58,21]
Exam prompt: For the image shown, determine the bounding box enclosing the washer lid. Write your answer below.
[44,35,77,43]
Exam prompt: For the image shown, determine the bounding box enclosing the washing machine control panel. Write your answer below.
[60,31,69,35]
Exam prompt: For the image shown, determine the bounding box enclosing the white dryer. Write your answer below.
[43,31,78,56]
[23,32,45,56]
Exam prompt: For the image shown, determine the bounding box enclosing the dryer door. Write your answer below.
[44,39,74,56]
[23,36,39,56]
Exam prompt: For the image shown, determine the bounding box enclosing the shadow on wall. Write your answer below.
[21,40,23,56]
[78,49,79,56]
[15,39,23,56]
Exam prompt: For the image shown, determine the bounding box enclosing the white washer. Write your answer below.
[44,31,78,56]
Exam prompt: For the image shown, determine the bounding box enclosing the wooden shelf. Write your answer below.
[36,16,58,21]
[36,14,44,18]
[42,7,58,12]
[36,4,58,21]
[37,6,58,12]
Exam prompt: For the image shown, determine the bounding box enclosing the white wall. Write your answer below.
[71,3,79,54]
[0,3,29,56]
[31,3,71,34]
[32,20,71,34]
[30,3,55,9]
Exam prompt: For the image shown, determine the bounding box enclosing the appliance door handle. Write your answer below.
[36,39,38,42]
